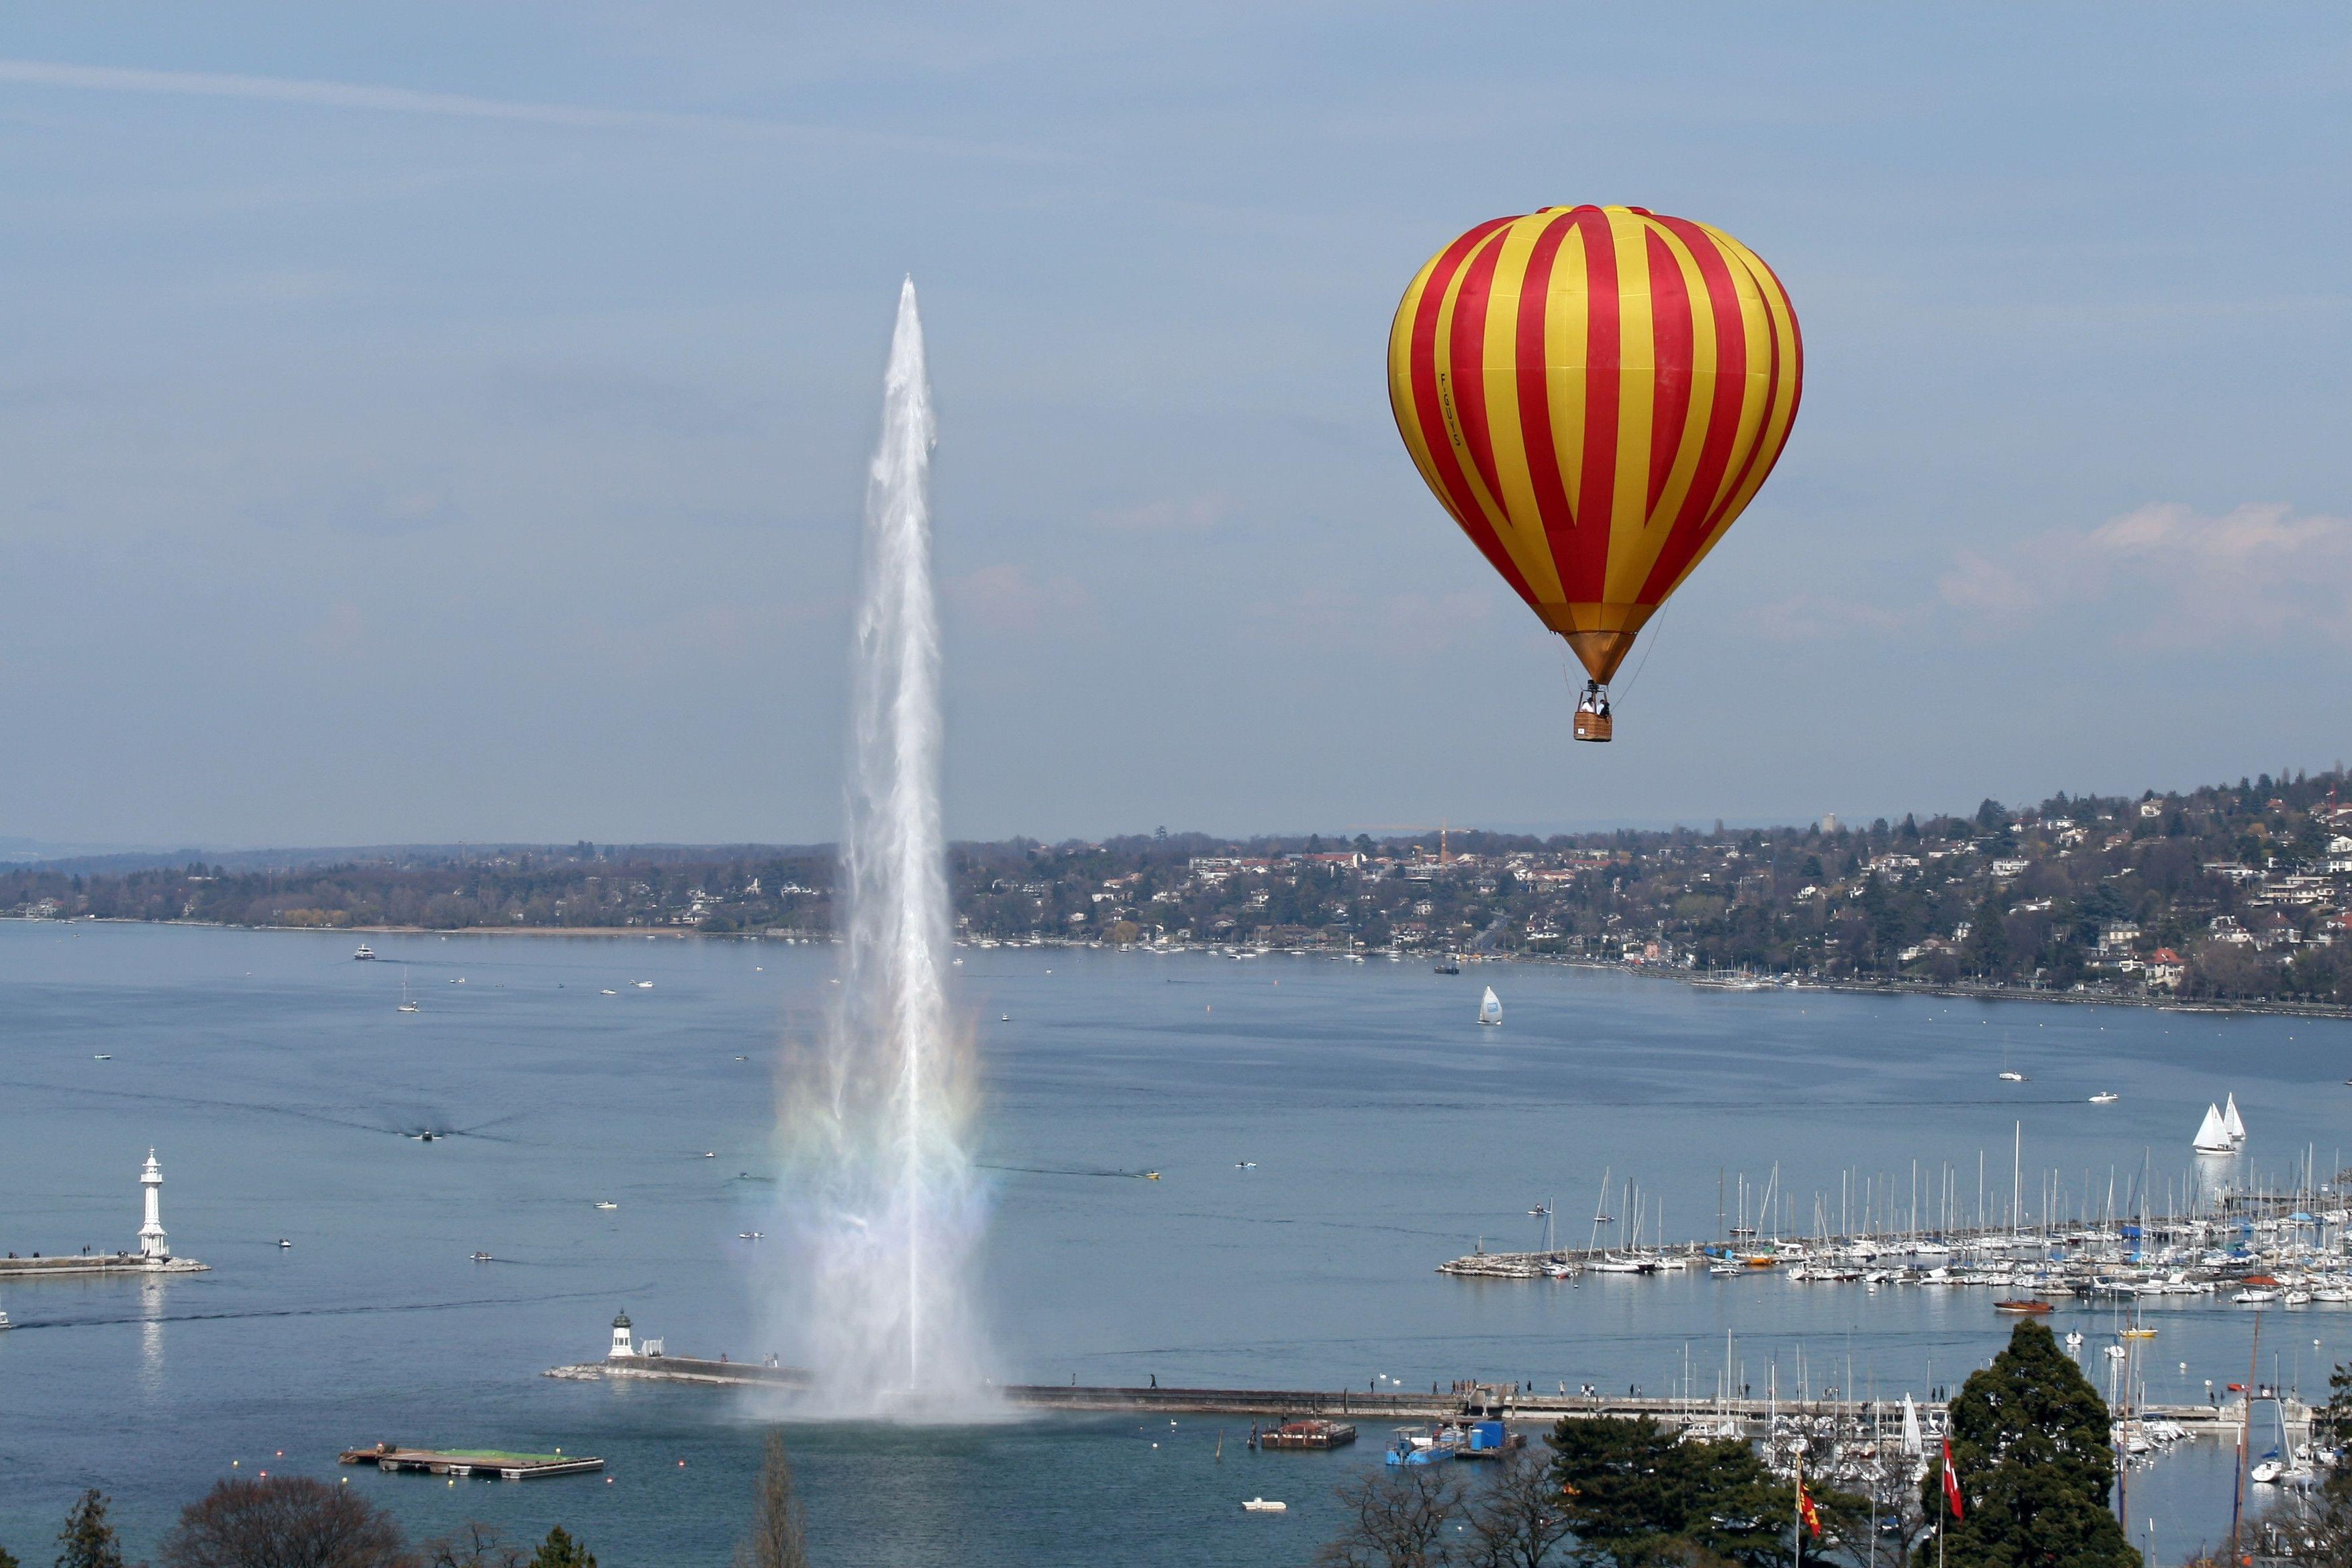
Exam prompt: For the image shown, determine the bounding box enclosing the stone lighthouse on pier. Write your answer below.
[137,1148,170,1261]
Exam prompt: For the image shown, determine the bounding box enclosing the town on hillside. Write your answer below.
[6,767,2351,1008]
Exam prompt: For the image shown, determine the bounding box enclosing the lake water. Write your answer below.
[2,923,2345,1563]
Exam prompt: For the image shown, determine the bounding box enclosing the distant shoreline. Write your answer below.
[12,914,2349,1022]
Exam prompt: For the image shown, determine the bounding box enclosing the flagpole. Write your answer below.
[1795,1444,1804,1568]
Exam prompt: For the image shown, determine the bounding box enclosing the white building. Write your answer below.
[137,1149,170,1260]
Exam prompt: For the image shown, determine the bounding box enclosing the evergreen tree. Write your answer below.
[2,1538,19,1568]
[529,1527,595,1568]
[1549,1414,1864,1568]
[55,1491,125,1568]
[1920,1320,2139,1568]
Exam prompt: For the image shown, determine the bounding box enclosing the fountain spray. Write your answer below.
[770,279,989,1416]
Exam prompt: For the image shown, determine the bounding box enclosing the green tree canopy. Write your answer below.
[1920,1320,2139,1568]
[1549,1415,1863,1568]
[529,1527,595,1568]
[55,1491,126,1568]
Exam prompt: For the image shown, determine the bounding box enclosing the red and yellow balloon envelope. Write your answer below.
[1387,205,1802,740]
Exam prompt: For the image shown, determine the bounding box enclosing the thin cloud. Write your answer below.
[0,58,1056,161]
[1939,501,2352,644]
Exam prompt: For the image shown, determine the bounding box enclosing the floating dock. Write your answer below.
[339,1444,603,1480]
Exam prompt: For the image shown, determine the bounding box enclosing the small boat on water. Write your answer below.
[1477,987,1503,1027]
[2090,1092,2120,1105]
[1434,957,1461,975]
[470,1251,493,1261]
[595,1202,618,1211]
[397,978,420,1014]
[1385,1426,1457,1466]
[0,1310,11,1331]
[1241,1498,1287,1513]
[353,944,376,961]
[2234,1287,2282,1304]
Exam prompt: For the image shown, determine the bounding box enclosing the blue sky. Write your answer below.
[2,5,2348,847]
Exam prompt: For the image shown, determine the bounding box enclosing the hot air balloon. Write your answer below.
[1387,205,1802,740]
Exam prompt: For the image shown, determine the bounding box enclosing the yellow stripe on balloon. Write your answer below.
[1602,208,1658,611]
[1477,217,1565,605]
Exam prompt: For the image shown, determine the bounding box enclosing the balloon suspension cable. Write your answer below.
[1616,597,1672,697]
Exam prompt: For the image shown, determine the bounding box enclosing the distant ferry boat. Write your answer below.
[353,944,377,961]
[1477,987,1503,1026]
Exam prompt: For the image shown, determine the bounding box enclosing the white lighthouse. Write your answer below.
[137,1148,170,1261]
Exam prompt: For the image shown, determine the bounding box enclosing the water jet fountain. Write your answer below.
[768,279,990,1417]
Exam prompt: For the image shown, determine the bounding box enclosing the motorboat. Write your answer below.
[353,944,377,961]
[276,1238,293,1249]
[1241,1498,1287,1512]
[0,1311,11,1331]
[469,1251,493,1262]
[1994,1299,2054,1314]
[2090,1092,2120,1105]
[634,981,654,989]
[595,1201,618,1211]
[1384,1426,1459,1466]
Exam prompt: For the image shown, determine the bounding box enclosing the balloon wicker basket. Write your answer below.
[1573,709,1613,743]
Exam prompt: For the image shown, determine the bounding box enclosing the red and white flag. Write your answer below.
[1942,1438,1965,1520]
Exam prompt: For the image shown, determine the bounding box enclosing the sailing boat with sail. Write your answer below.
[2222,1093,2247,1148]
[2193,1102,2233,1155]
[1477,986,1502,1026]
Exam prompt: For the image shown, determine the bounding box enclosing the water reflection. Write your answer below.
[138,1277,164,1395]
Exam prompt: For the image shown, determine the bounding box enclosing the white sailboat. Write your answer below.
[2222,1093,2247,1148]
[1900,1393,1924,1458]
[2194,1102,2233,1155]
[397,977,420,1014]
[1477,986,1503,1026]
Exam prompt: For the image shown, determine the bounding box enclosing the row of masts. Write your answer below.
[1531,1130,2347,1259]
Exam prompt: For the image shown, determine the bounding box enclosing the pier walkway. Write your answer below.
[544,1357,2284,1439]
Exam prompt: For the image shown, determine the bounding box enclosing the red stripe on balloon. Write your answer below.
[1643,226,1694,520]
[1406,217,1536,607]
[1633,220,1754,605]
[1514,209,1579,565]
[1447,230,1509,514]
[1562,207,1618,603]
